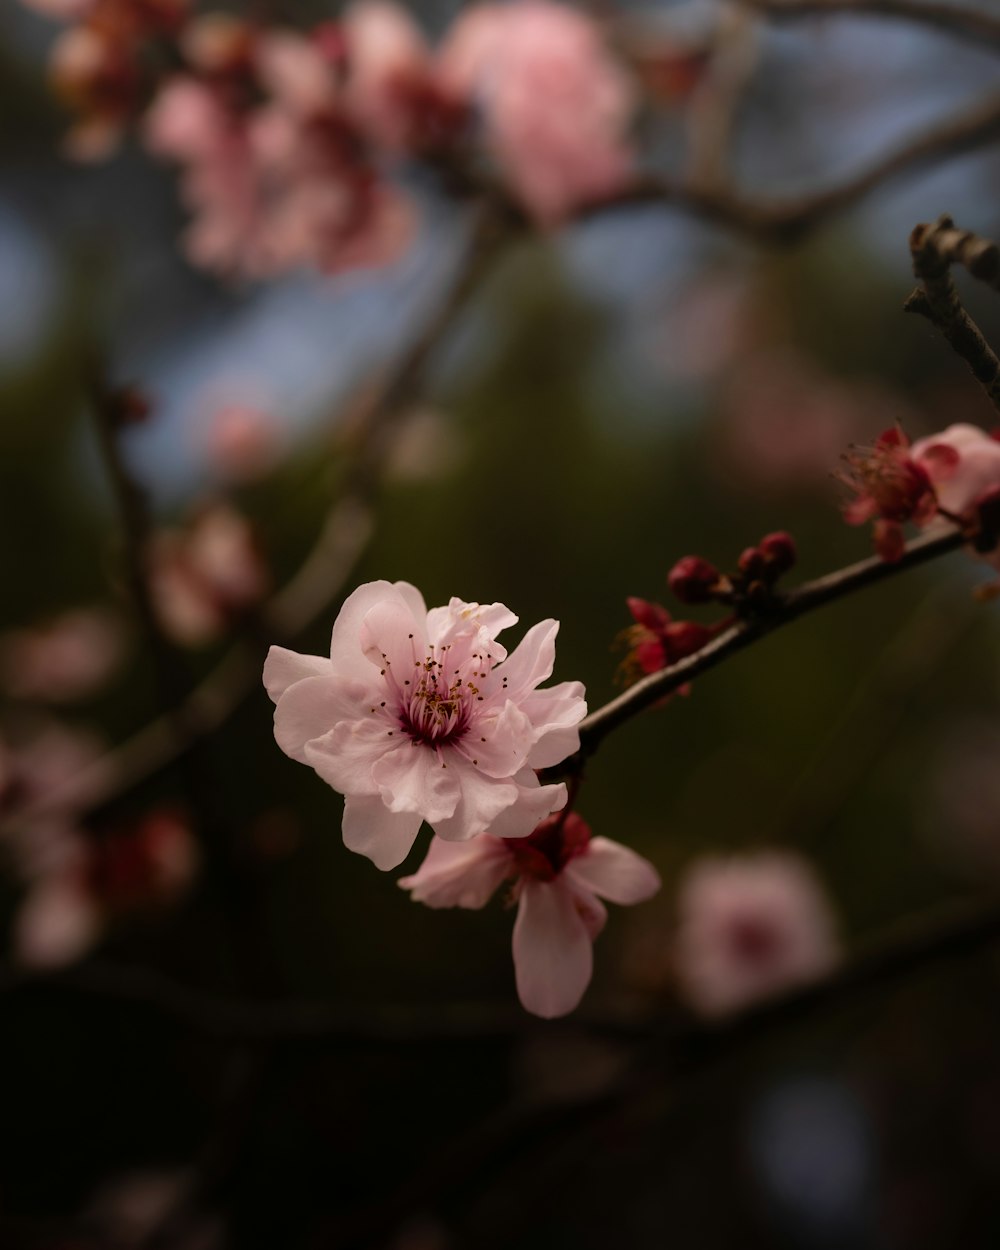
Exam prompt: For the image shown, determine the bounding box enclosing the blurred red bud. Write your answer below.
[668,555,720,604]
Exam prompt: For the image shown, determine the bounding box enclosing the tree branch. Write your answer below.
[577,92,1000,243]
[734,0,1000,49]
[565,525,967,763]
[905,214,1000,413]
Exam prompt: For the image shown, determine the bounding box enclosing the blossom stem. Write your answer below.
[560,525,968,765]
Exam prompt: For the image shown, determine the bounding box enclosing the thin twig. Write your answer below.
[905,214,1000,412]
[734,0,1000,50]
[563,526,967,764]
[577,92,1000,243]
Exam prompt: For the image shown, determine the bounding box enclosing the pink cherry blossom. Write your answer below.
[674,851,839,1016]
[264,581,587,871]
[440,0,636,222]
[399,812,660,1017]
[201,401,281,481]
[910,422,1000,521]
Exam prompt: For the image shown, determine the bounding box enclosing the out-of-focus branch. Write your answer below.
[578,92,1000,243]
[684,3,760,192]
[0,202,517,834]
[734,0,1000,49]
[905,214,1000,412]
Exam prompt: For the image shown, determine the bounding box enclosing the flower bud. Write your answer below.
[737,546,765,579]
[667,555,720,604]
[663,620,713,661]
[758,531,797,576]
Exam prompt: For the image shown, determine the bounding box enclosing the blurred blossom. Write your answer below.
[12,808,198,968]
[0,607,127,703]
[716,351,916,493]
[440,0,636,223]
[264,581,586,870]
[674,850,840,1016]
[654,271,754,383]
[400,813,660,1017]
[148,502,268,646]
[200,400,282,482]
[0,717,106,820]
[747,1076,874,1238]
[384,407,466,482]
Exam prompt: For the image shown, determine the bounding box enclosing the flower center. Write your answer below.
[387,643,496,748]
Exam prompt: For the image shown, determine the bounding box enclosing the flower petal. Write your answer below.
[272,674,373,764]
[263,645,330,702]
[304,719,391,795]
[372,741,461,823]
[342,793,423,870]
[398,834,510,908]
[564,836,661,905]
[513,877,594,1018]
[494,619,558,697]
[429,760,519,841]
[487,771,567,840]
[329,581,426,672]
[456,698,534,779]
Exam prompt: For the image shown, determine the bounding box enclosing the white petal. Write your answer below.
[263,645,330,702]
[342,793,423,870]
[360,598,424,680]
[397,834,511,908]
[564,837,661,905]
[456,699,533,779]
[512,878,594,1018]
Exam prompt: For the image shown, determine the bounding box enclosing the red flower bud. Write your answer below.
[758,531,797,576]
[737,546,765,579]
[668,556,720,604]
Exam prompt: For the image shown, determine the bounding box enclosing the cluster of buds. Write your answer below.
[31,0,189,159]
[618,533,797,686]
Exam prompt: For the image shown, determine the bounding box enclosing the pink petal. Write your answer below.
[564,836,661,905]
[487,771,567,839]
[426,759,519,841]
[342,793,423,870]
[371,740,461,823]
[512,877,594,1018]
[329,581,426,672]
[455,698,533,779]
[494,619,558,697]
[397,834,510,908]
[304,719,391,795]
[425,599,517,651]
[263,645,331,702]
[521,680,587,768]
[360,599,424,680]
[272,674,373,764]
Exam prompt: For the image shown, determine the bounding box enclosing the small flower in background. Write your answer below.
[11,808,199,969]
[673,851,839,1016]
[400,812,660,1017]
[148,503,269,646]
[439,0,636,223]
[910,424,1000,567]
[0,607,127,703]
[201,400,282,482]
[264,581,586,870]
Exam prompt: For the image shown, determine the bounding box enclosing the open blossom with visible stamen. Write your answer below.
[674,851,839,1016]
[399,813,660,1017]
[264,582,587,871]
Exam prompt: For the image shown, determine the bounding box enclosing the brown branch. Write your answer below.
[577,91,1000,244]
[905,214,1000,413]
[734,0,1000,49]
[561,525,967,764]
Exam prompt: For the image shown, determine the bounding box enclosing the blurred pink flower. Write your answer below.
[400,812,660,1017]
[440,0,635,222]
[264,581,586,870]
[14,868,102,969]
[0,607,127,703]
[343,1,468,154]
[674,851,839,1016]
[910,422,1000,521]
[201,401,281,481]
[148,503,268,646]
